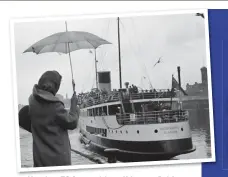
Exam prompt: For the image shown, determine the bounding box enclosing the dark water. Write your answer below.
[20,102,212,167]
[176,108,212,160]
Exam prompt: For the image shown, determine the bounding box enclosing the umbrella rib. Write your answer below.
[71,31,95,49]
[51,33,63,52]
[84,38,96,49]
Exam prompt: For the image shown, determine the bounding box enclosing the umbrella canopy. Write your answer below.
[23,29,111,93]
[23,31,111,54]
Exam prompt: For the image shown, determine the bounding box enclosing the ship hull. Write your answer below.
[80,126,195,161]
[79,108,195,161]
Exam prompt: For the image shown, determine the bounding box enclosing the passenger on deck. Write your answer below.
[135,85,139,93]
[129,86,133,93]
[130,84,138,94]
[28,71,79,167]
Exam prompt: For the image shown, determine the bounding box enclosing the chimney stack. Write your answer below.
[98,71,111,93]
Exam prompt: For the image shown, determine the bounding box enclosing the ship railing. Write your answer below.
[79,89,176,107]
[116,110,189,125]
[81,92,120,106]
[130,90,175,100]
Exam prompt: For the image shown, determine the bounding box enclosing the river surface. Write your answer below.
[19,108,212,167]
[175,108,212,160]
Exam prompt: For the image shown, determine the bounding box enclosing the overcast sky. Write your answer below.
[13,13,207,105]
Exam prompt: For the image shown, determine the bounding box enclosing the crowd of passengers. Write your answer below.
[77,85,176,106]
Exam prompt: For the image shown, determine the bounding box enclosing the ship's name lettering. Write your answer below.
[164,130,178,134]
[160,126,179,131]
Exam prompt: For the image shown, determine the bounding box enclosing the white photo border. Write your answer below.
[9,8,215,173]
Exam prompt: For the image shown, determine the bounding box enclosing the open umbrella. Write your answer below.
[23,22,111,92]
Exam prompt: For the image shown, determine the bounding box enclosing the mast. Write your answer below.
[94,49,98,89]
[117,17,122,89]
[177,66,181,88]
[177,66,182,109]
[170,74,173,108]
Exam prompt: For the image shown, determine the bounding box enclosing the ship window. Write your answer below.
[98,107,102,116]
[134,102,152,112]
[134,103,142,112]
[92,109,94,116]
[137,130,139,134]
[102,106,107,115]
[85,126,107,137]
[123,103,133,113]
[94,108,99,116]
[90,109,93,116]
[108,104,121,115]
[92,108,95,116]
[87,109,93,117]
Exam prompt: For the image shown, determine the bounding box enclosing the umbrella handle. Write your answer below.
[72,79,76,94]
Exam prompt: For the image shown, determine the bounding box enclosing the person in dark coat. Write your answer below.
[28,70,79,167]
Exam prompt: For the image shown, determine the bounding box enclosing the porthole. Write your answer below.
[181,128,184,131]
[126,130,128,134]
[154,129,158,133]
[137,130,139,134]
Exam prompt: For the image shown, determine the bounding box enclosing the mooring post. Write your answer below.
[104,148,118,163]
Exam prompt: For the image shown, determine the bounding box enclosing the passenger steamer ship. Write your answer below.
[77,17,195,160]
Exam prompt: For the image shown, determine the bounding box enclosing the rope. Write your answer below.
[120,19,153,89]
[70,148,103,164]
[130,18,153,89]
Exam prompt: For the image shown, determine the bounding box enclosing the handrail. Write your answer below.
[116,110,189,125]
[78,89,176,107]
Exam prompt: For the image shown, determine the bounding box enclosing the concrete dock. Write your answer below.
[20,128,102,168]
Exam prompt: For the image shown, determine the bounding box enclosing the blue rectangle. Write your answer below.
[202,9,228,177]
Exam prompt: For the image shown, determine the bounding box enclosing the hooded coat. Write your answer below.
[28,71,79,167]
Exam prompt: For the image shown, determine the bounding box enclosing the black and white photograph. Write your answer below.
[11,10,215,172]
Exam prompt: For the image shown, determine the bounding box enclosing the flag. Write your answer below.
[195,13,204,19]
[172,76,188,96]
